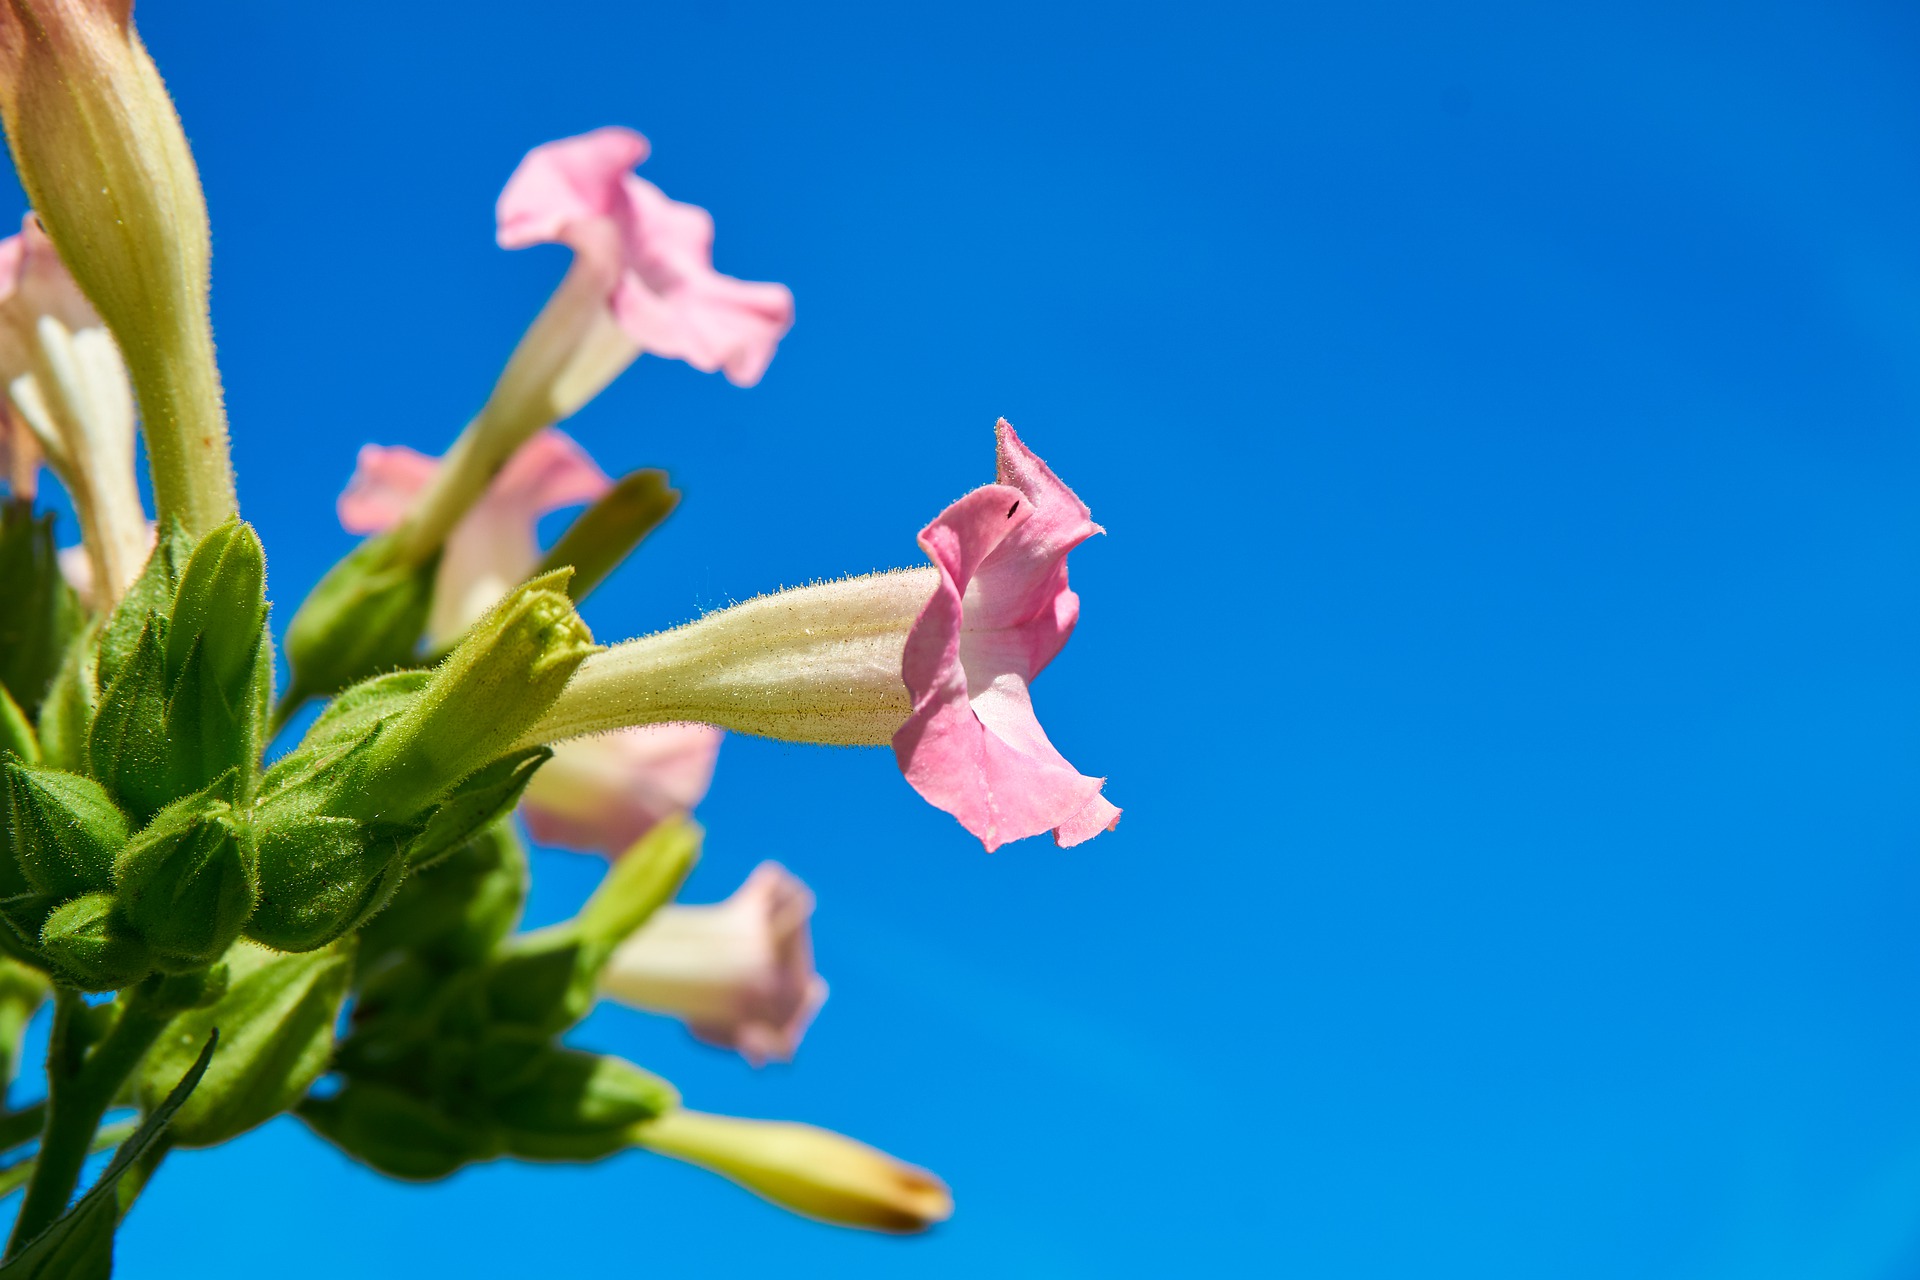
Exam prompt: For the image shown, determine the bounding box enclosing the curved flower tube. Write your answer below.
[524,420,1119,851]
[601,862,827,1065]
[340,428,610,646]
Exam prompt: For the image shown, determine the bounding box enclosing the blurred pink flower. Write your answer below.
[893,420,1121,851]
[521,723,724,857]
[496,126,794,390]
[601,862,826,1066]
[340,427,610,645]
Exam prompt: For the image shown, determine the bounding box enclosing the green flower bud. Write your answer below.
[0,682,36,764]
[343,573,596,824]
[96,519,191,694]
[87,614,171,822]
[246,812,405,954]
[139,937,353,1148]
[39,891,150,992]
[281,536,436,709]
[166,518,266,694]
[299,1081,496,1182]
[2,762,127,897]
[114,786,257,970]
[0,501,79,720]
[493,1050,677,1163]
[34,623,96,773]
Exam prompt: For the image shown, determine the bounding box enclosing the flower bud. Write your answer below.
[633,1110,952,1233]
[0,499,79,721]
[245,811,403,955]
[166,517,266,697]
[113,787,257,970]
[0,0,235,534]
[523,569,932,749]
[280,535,437,708]
[346,572,595,823]
[492,1050,677,1162]
[299,1081,495,1182]
[2,761,125,897]
[39,889,150,991]
[0,682,36,763]
[86,611,169,821]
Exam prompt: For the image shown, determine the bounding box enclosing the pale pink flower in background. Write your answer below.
[340,428,610,645]
[601,862,827,1066]
[521,723,724,857]
[0,214,98,374]
[496,126,794,394]
[893,420,1121,851]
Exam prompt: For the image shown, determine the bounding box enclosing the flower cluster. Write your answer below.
[0,0,1119,1264]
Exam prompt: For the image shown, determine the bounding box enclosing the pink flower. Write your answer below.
[339,428,610,645]
[893,420,1121,851]
[0,216,91,497]
[520,723,724,857]
[602,862,827,1066]
[496,127,794,390]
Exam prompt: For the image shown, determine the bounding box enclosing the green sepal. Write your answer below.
[0,1032,215,1280]
[0,499,81,721]
[137,937,354,1148]
[34,626,96,774]
[246,813,407,953]
[281,534,437,708]
[160,637,257,803]
[86,616,171,823]
[1,763,127,898]
[114,781,258,970]
[482,817,699,1035]
[534,469,680,605]
[493,1050,677,1162]
[94,518,191,696]
[38,892,151,992]
[0,684,37,765]
[402,747,549,872]
[298,1081,498,1182]
[356,820,527,974]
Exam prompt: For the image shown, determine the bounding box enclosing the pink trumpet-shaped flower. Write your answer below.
[602,862,827,1066]
[520,723,724,857]
[497,127,794,389]
[339,428,610,645]
[893,420,1121,851]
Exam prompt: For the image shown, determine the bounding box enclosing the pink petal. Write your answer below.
[496,129,794,388]
[337,444,438,534]
[893,435,1119,852]
[482,427,612,523]
[521,723,724,857]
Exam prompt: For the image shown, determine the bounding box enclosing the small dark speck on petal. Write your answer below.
[1006,500,1019,519]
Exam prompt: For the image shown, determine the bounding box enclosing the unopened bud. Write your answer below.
[114,786,257,970]
[39,890,150,991]
[2,761,126,897]
[493,1050,677,1162]
[166,516,267,695]
[246,811,404,954]
[632,1109,952,1234]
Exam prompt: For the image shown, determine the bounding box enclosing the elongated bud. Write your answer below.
[167,517,266,694]
[39,889,149,991]
[349,571,595,822]
[114,785,257,970]
[3,761,125,897]
[523,570,932,749]
[0,0,234,534]
[533,468,679,604]
[633,1110,952,1233]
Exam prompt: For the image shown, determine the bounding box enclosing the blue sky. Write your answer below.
[9,0,1920,1275]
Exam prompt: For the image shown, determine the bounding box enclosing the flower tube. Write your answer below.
[601,861,826,1065]
[388,127,793,570]
[525,420,1120,849]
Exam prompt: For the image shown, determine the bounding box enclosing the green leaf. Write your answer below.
[137,938,352,1148]
[0,1032,215,1279]
[534,469,679,605]
[0,501,80,722]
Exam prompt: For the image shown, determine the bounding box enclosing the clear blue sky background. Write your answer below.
[8,0,1920,1275]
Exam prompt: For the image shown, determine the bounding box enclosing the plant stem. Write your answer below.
[122,336,236,539]
[5,990,172,1255]
[0,1105,46,1154]
[0,1120,134,1202]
